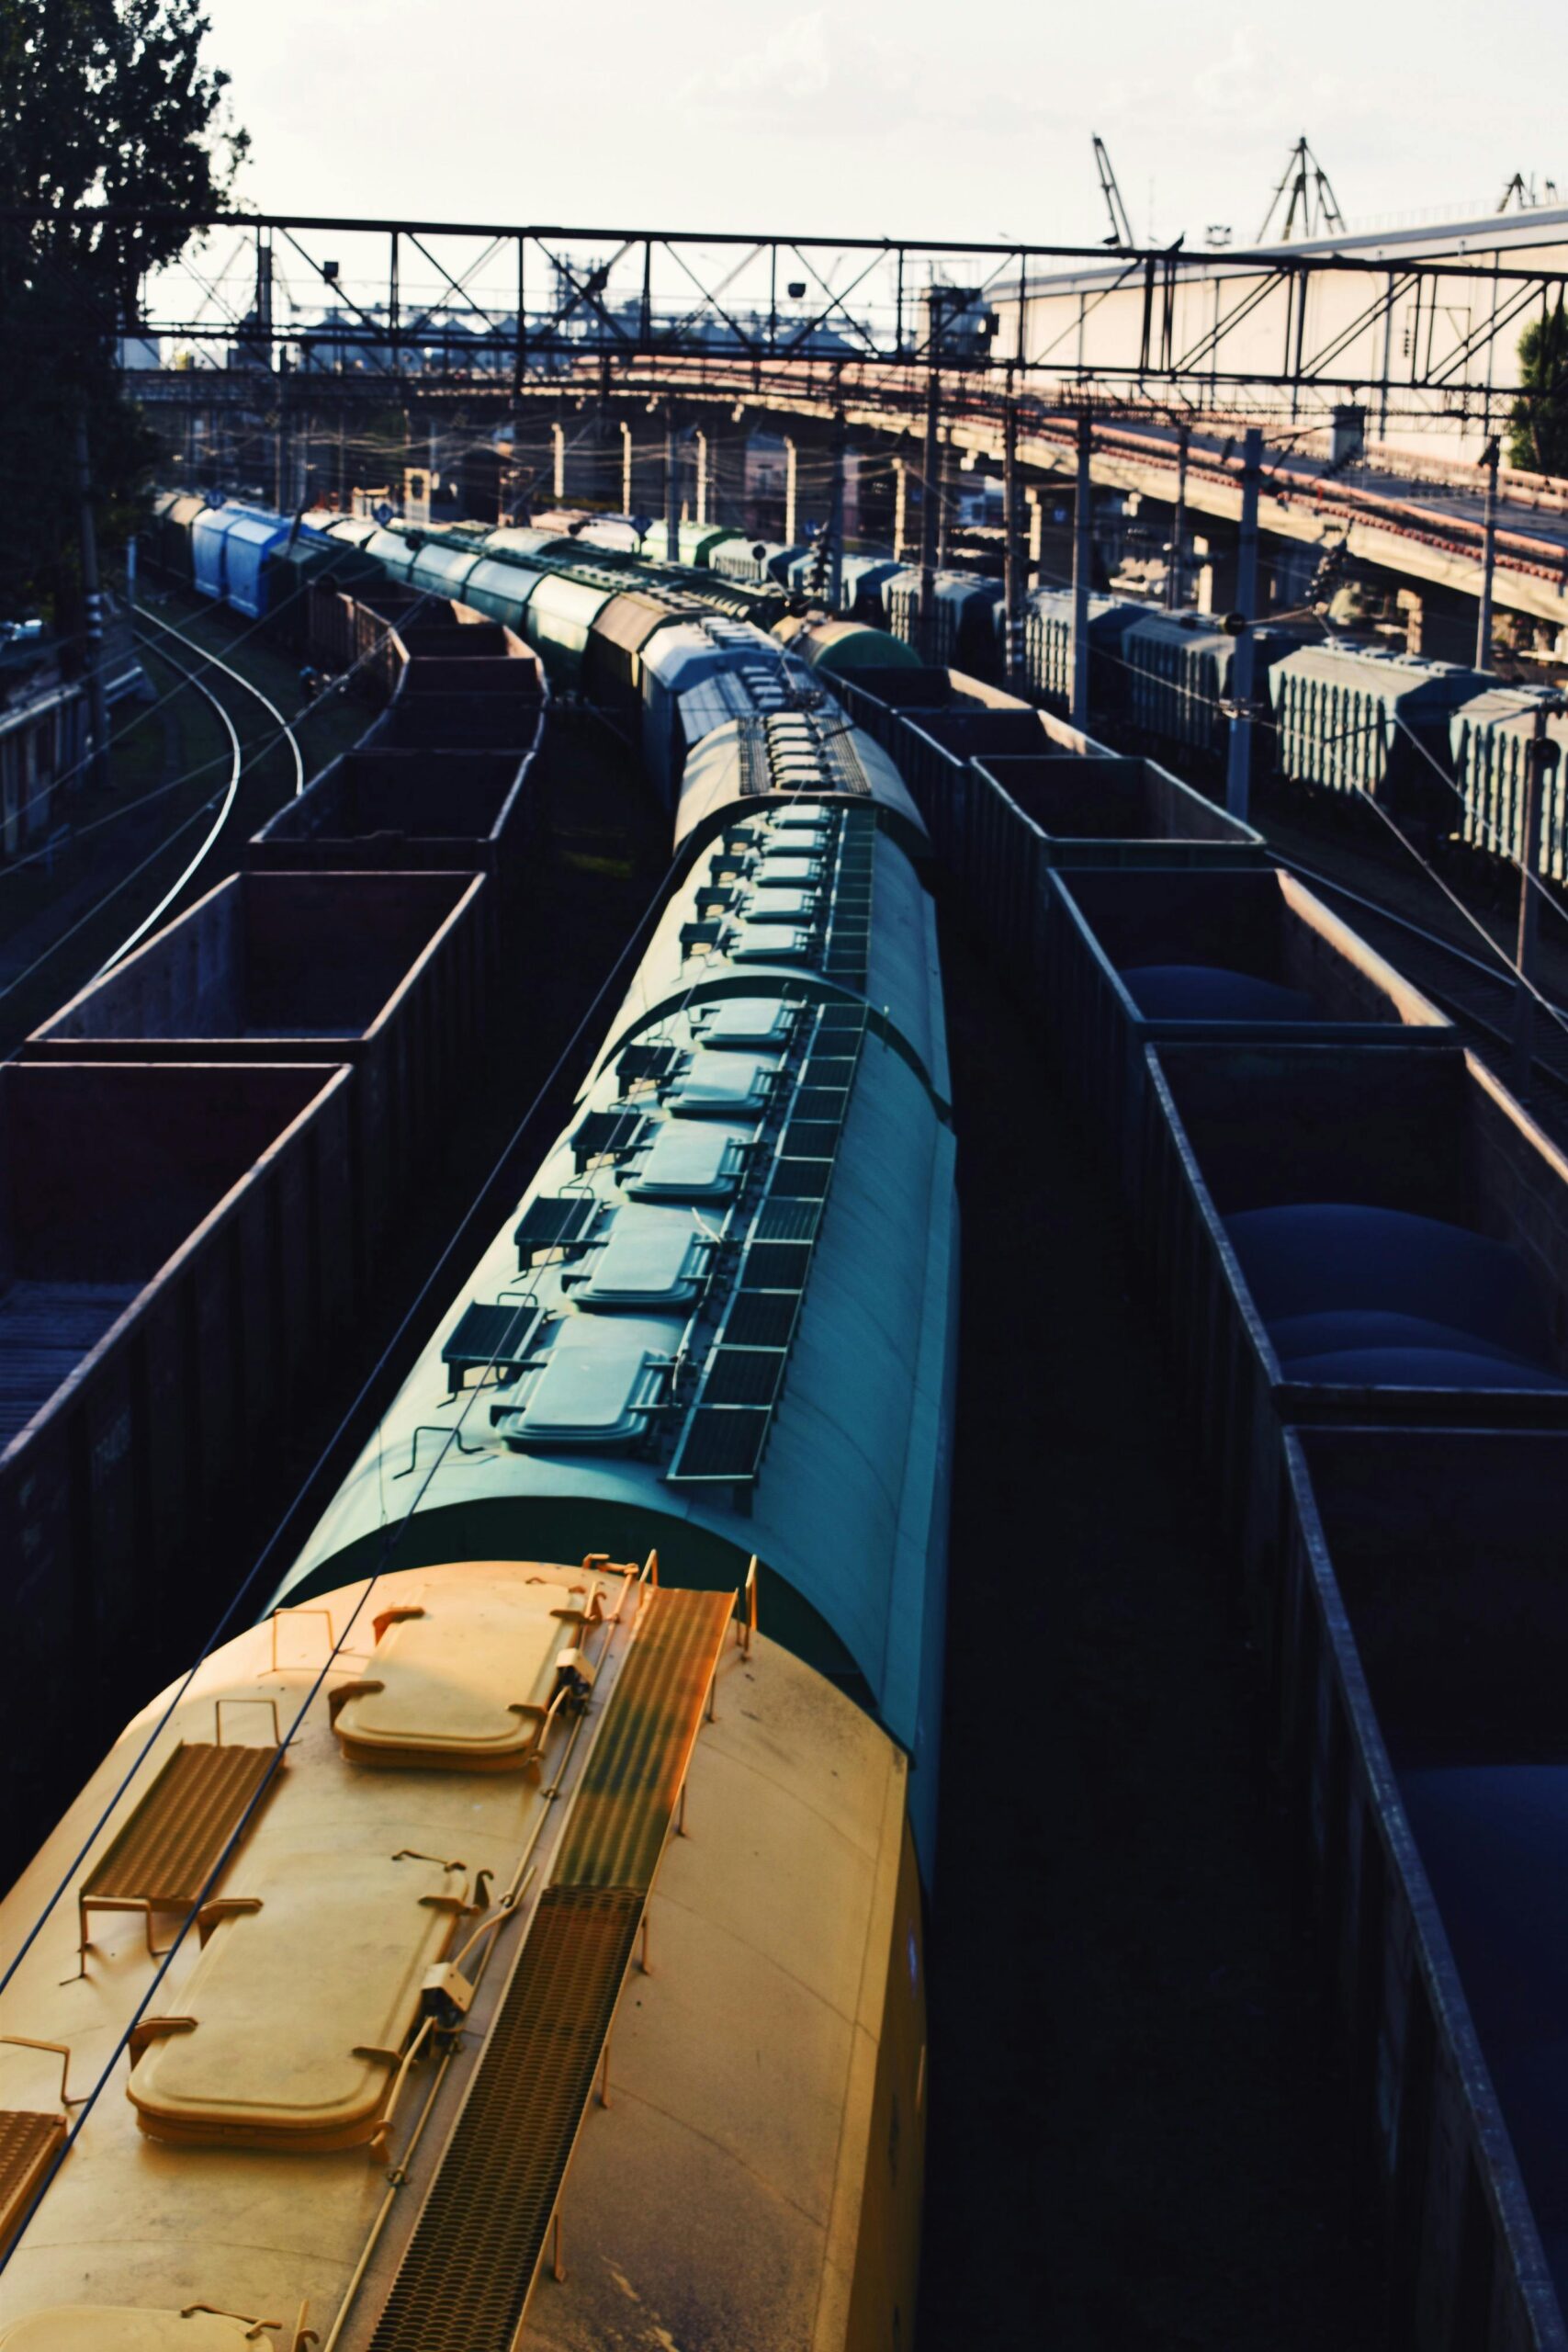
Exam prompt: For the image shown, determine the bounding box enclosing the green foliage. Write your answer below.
[0,0,247,622]
[1508,301,1568,480]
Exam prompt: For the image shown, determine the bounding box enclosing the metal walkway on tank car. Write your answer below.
[365,1579,737,2352]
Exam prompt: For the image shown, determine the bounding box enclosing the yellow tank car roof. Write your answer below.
[0,1556,923,2352]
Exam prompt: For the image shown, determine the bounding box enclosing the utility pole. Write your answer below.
[1070,413,1093,727]
[1476,435,1499,671]
[1003,369,1023,690]
[1167,422,1190,610]
[273,377,288,513]
[254,231,274,361]
[1511,699,1564,1092]
[664,402,679,561]
[918,358,942,664]
[74,403,110,791]
[827,405,846,613]
[1224,425,1264,820]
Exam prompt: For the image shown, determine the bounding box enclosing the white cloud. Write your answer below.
[684,9,833,106]
[198,0,1567,249]
[1190,28,1271,120]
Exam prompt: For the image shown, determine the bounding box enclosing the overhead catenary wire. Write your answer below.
[1291,599,1568,922]
[1084,606,1568,1042]
[1,553,361,832]
[0,571,439,887]
[0,813,685,2268]
[0,816,673,2026]
[0,589,453,1018]
[135,600,305,796]
[0,766,233,1011]
[0,621,257,1012]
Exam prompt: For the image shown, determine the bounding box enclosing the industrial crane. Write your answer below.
[1092,135,1134,251]
[1257,136,1347,244]
[1498,170,1560,212]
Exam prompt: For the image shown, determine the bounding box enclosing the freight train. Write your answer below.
[146,488,1566,889]
[826,658,1568,2352]
[11,481,1565,2351]
[0,528,947,2349]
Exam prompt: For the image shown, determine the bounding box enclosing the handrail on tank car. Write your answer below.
[739,1553,759,1655]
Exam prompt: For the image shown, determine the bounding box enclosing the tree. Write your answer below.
[1507,300,1568,481]
[0,0,247,624]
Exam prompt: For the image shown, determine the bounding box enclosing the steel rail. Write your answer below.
[96,622,244,975]
[0,636,252,1013]
[134,601,305,796]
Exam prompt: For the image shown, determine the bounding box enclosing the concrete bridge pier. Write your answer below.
[1395,580,1483,663]
[620,421,666,518]
[1190,534,1231,616]
[892,454,933,563]
[551,413,617,505]
[851,444,899,553]
[782,435,801,544]
[694,426,748,531]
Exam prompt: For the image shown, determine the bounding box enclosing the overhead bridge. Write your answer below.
[366,1581,737,2352]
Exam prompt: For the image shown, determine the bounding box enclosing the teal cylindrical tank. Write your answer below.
[457,557,547,632]
[785,620,924,680]
[406,539,485,601]
[521,572,618,684]
[641,521,735,568]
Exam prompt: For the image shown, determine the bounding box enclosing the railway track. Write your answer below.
[96,624,243,973]
[0,612,305,1049]
[131,602,305,800]
[1278,851,1568,1126]
[105,606,304,972]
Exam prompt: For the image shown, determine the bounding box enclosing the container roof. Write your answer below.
[1269,641,1491,705]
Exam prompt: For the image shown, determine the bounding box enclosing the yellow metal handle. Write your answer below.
[0,2034,85,2109]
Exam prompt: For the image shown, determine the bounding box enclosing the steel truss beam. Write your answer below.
[15,208,1566,402]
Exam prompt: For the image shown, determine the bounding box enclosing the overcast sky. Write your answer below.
[201,0,1566,249]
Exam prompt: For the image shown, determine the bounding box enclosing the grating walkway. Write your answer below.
[0,2109,66,2256]
[555,1589,736,1890]
[366,1585,734,2352]
[79,1742,279,1947]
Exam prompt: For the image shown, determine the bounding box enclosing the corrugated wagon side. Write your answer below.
[1137,1042,1568,1598]
[25,870,489,1274]
[248,606,545,951]
[0,1060,355,1782]
[1044,867,1450,1204]
[1274,1426,1568,2352]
